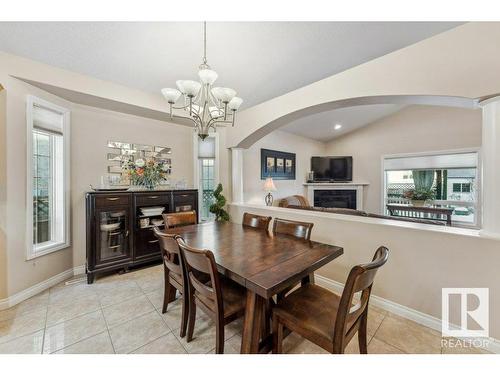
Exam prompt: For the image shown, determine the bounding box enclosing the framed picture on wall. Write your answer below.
[261,148,296,180]
[266,156,275,174]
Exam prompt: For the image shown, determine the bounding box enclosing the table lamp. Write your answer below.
[263,177,277,206]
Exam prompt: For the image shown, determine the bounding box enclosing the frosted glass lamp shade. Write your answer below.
[161,88,182,104]
[198,69,218,85]
[212,87,236,103]
[228,97,243,110]
[263,177,277,192]
[176,80,201,97]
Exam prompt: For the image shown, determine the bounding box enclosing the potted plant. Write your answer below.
[209,183,230,221]
[125,158,169,190]
[403,187,436,207]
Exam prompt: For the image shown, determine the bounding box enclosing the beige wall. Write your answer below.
[323,105,482,213]
[229,203,500,341]
[70,105,197,268]
[0,87,7,300]
[243,130,325,205]
[3,76,74,296]
[0,71,204,296]
[0,51,233,298]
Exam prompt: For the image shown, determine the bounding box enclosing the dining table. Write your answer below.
[166,221,344,354]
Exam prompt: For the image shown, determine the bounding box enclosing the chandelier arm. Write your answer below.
[170,113,201,127]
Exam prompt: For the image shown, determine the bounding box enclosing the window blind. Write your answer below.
[33,104,64,135]
[384,152,478,171]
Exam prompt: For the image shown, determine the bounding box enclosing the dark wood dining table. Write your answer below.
[166,221,344,354]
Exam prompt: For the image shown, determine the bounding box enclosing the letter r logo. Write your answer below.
[442,288,489,338]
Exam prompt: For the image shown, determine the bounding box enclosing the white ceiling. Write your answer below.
[281,104,406,141]
[0,22,461,109]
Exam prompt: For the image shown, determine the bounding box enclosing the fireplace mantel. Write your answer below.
[303,182,369,210]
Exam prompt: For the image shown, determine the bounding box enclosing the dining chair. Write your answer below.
[272,218,314,240]
[176,237,247,354]
[273,218,315,300]
[153,228,189,337]
[163,210,197,229]
[242,212,272,231]
[272,246,389,354]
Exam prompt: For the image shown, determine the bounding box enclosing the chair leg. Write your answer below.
[186,295,197,342]
[358,311,368,354]
[272,315,283,354]
[162,268,170,314]
[215,320,225,354]
[179,293,188,338]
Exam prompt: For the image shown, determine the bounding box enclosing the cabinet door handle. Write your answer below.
[148,239,159,244]
[147,196,159,199]
[106,197,120,201]
[125,230,129,237]
[179,194,189,198]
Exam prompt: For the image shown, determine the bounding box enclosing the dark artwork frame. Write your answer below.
[261,148,296,180]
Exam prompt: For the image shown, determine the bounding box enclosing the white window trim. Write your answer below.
[380,147,482,229]
[193,133,220,220]
[26,95,71,260]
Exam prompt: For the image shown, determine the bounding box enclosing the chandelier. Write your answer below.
[161,22,243,140]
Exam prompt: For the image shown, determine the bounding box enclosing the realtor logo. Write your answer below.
[441,288,489,338]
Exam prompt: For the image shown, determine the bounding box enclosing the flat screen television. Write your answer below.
[311,156,353,182]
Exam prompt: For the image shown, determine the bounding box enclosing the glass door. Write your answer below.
[96,208,130,265]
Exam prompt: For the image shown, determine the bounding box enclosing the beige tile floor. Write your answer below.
[0,264,492,354]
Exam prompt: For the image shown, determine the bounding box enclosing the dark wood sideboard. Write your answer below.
[85,189,198,283]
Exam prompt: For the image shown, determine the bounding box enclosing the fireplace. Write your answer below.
[314,189,357,210]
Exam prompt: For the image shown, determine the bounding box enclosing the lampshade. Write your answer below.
[211,87,236,103]
[198,69,218,85]
[228,97,243,110]
[161,88,182,104]
[263,177,277,192]
[176,80,201,97]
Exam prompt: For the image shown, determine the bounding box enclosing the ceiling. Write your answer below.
[0,22,462,109]
[281,104,406,141]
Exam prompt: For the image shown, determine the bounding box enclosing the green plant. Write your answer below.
[209,183,230,221]
[403,187,436,201]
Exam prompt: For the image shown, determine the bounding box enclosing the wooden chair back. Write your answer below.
[163,211,197,229]
[242,212,272,231]
[272,218,314,240]
[153,228,184,285]
[176,237,223,316]
[333,246,389,352]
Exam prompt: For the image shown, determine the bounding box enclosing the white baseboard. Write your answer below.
[315,274,500,354]
[0,265,86,310]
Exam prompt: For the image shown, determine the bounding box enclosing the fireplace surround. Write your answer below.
[303,182,368,211]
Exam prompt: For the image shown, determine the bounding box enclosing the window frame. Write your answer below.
[381,148,482,229]
[26,95,71,260]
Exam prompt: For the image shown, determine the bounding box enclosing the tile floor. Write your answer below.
[0,264,492,354]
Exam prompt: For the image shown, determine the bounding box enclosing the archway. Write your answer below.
[235,94,478,149]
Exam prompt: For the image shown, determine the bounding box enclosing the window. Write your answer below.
[27,96,70,259]
[383,150,480,228]
[453,183,471,193]
[194,135,218,221]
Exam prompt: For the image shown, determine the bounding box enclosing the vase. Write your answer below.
[412,200,426,207]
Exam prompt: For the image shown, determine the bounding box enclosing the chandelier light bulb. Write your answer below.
[161,88,182,104]
[212,87,236,103]
[198,69,218,85]
[228,97,243,110]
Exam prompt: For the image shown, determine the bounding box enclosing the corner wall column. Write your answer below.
[480,96,500,238]
[231,148,244,204]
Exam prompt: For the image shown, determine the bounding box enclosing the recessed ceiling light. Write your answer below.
[334,124,342,130]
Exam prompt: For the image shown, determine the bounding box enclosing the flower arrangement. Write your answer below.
[125,158,169,190]
[403,187,436,206]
